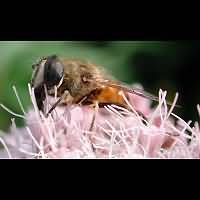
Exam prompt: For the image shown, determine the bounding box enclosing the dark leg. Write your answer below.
[89,102,99,132]
[45,90,69,117]
[98,102,148,125]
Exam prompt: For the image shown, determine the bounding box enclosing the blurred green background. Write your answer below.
[0,41,200,131]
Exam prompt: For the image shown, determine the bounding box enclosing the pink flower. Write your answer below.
[0,84,199,159]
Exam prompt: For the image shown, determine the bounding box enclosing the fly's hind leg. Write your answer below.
[98,102,148,125]
[134,110,148,125]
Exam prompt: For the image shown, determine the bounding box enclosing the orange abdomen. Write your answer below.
[84,86,129,108]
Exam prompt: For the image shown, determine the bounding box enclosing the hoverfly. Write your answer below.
[31,55,178,117]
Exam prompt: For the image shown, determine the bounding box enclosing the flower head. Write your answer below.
[0,84,199,159]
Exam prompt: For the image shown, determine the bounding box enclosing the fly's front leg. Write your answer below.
[45,90,70,117]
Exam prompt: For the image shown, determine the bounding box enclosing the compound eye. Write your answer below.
[44,55,64,88]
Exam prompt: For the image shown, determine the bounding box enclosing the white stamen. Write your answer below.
[12,86,26,115]
[167,93,179,119]
[171,112,194,134]
[0,104,25,119]
[54,86,58,100]
[28,84,40,120]
[197,104,200,118]
[40,112,57,152]
[25,127,42,150]
[0,137,12,159]
[119,91,144,125]
[57,75,64,89]
[104,105,124,120]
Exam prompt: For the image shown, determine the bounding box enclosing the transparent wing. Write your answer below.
[94,79,181,108]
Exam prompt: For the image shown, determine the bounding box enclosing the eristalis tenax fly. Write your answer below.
[31,55,179,117]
